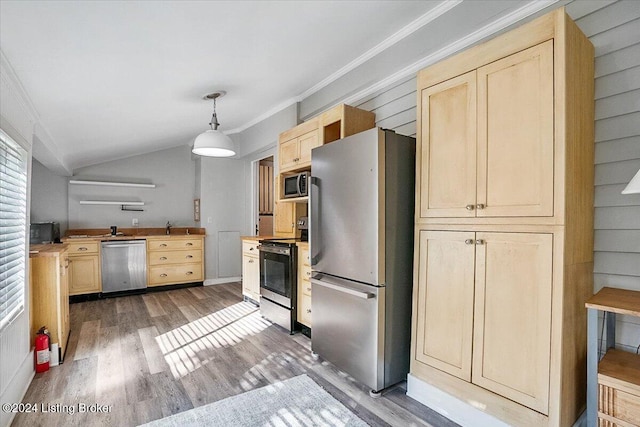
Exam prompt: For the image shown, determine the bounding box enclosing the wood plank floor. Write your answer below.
[13,283,458,427]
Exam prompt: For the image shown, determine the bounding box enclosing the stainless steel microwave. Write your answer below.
[282,171,308,198]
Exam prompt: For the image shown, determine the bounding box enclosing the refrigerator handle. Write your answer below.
[309,175,319,266]
[311,278,374,299]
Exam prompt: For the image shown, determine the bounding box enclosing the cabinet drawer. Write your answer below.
[148,238,202,251]
[298,245,310,265]
[149,250,202,266]
[300,264,312,283]
[148,263,203,286]
[243,241,259,256]
[67,241,99,254]
[300,278,312,296]
[300,293,312,326]
[599,383,640,425]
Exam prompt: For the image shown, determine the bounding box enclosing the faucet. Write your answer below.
[165,221,172,235]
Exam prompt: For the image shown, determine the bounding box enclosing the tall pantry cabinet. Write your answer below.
[410,9,594,427]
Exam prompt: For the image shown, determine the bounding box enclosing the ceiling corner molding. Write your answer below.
[340,0,561,106]
[297,0,463,101]
[226,97,299,135]
[0,50,39,125]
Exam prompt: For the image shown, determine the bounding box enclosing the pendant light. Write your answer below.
[192,91,236,157]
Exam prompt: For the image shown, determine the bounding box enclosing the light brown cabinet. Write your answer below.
[411,8,594,427]
[279,124,320,173]
[241,240,260,302]
[273,175,307,238]
[147,236,204,287]
[68,242,101,295]
[297,243,311,327]
[419,41,554,219]
[30,248,70,361]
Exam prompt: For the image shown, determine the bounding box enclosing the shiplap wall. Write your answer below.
[576,0,640,353]
[347,0,640,352]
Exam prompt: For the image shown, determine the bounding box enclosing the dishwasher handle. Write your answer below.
[101,240,146,248]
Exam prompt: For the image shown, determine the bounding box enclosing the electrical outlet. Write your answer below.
[132,218,139,226]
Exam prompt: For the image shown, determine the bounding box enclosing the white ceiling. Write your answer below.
[0,1,558,172]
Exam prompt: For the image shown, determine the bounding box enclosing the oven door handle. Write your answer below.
[258,245,291,255]
[311,278,374,300]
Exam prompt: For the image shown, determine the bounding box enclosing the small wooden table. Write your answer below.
[585,287,640,427]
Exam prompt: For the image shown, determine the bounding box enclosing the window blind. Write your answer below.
[0,129,28,332]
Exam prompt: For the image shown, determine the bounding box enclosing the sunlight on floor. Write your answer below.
[156,301,271,379]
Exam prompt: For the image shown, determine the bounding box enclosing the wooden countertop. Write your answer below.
[63,227,206,242]
[29,243,68,257]
[241,235,278,241]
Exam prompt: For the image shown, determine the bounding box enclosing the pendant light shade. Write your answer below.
[193,91,236,157]
[193,130,235,157]
[621,168,640,194]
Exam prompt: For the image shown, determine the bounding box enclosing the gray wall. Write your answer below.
[30,158,69,235]
[68,145,197,230]
[199,157,245,282]
[576,0,640,352]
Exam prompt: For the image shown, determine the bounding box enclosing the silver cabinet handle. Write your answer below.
[476,204,485,210]
[476,239,485,245]
[465,239,474,245]
[78,247,88,251]
[311,278,374,299]
[160,243,167,247]
[160,273,168,277]
[160,256,167,260]
[466,204,475,210]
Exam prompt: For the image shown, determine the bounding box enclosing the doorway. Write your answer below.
[256,156,274,236]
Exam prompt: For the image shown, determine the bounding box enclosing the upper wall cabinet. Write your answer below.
[278,104,375,175]
[419,41,554,219]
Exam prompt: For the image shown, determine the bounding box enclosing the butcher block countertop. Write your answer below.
[29,243,68,257]
[62,227,206,242]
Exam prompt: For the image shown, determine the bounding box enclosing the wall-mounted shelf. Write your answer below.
[79,200,145,211]
[79,201,144,205]
[70,180,156,188]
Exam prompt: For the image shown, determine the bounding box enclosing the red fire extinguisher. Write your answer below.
[35,326,50,373]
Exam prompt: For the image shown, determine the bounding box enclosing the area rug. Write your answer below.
[139,374,369,427]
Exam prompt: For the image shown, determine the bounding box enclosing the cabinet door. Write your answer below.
[242,255,260,300]
[414,230,475,381]
[420,71,477,218]
[472,232,553,414]
[274,200,295,235]
[279,137,299,172]
[477,41,554,217]
[59,255,70,352]
[297,130,320,165]
[68,255,101,295]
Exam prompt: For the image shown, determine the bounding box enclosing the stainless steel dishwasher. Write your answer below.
[101,240,147,293]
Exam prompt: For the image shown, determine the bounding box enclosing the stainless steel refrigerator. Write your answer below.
[310,127,415,394]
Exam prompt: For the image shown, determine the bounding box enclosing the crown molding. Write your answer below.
[341,0,561,106]
[1,50,39,126]
[340,0,561,106]
[228,0,462,135]
[296,0,463,101]
[231,0,560,137]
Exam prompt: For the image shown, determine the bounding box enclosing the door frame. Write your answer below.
[252,154,275,236]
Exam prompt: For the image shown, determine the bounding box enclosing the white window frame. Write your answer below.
[0,128,28,332]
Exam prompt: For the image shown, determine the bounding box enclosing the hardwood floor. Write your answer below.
[13,283,457,427]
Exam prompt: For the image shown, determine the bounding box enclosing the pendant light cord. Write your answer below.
[209,96,220,130]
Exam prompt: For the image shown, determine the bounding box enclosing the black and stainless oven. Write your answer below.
[258,239,297,333]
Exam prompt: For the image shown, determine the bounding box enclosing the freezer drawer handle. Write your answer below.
[311,278,374,300]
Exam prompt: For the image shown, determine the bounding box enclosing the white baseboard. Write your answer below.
[0,350,35,427]
[406,374,509,427]
[204,277,241,286]
[407,374,587,427]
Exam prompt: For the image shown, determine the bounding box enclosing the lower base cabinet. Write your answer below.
[297,243,311,327]
[413,229,554,418]
[242,240,260,302]
[30,251,70,360]
[68,254,101,295]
